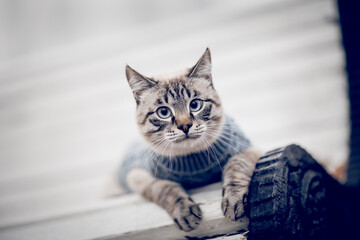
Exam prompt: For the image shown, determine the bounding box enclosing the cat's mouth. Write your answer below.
[173,134,200,143]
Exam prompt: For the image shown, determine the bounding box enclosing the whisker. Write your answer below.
[200,135,212,165]
[147,140,169,175]
[169,143,174,171]
[154,140,171,177]
[202,135,223,172]
[142,137,168,169]
[204,131,247,157]
[206,129,250,148]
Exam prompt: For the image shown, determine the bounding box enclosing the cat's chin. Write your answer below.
[149,133,220,157]
[177,138,217,156]
[173,135,200,143]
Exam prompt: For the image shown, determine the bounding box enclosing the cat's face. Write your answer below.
[126,48,224,156]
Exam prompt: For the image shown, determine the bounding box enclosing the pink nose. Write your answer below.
[177,123,193,134]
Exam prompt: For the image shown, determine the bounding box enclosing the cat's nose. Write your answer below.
[177,123,193,135]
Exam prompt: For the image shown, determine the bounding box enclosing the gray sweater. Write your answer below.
[118,116,251,193]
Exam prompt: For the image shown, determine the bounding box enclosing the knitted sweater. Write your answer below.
[118,116,251,193]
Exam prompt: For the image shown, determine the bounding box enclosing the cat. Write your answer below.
[118,48,261,232]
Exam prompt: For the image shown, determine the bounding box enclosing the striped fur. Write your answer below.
[127,168,202,232]
[221,148,261,221]
[125,48,260,231]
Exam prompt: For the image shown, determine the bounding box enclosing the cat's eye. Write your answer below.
[189,99,203,112]
[157,107,172,119]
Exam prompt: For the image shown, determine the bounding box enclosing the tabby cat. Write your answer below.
[119,48,261,232]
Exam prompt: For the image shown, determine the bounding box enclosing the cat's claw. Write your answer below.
[170,197,202,232]
[221,187,247,221]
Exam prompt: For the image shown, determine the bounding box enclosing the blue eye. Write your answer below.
[189,99,203,112]
[157,107,172,119]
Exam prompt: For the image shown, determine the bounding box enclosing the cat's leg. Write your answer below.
[221,148,261,221]
[126,168,202,232]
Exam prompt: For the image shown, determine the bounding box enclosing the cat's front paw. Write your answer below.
[221,185,248,221]
[170,197,202,232]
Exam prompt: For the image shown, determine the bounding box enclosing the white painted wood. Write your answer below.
[209,232,248,240]
[0,184,248,240]
[0,0,325,79]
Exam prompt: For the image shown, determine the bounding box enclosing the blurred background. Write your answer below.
[0,0,349,236]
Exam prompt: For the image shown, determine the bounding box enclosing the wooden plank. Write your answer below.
[0,177,107,228]
[0,184,249,240]
[207,232,248,240]
[0,0,328,81]
[0,0,292,79]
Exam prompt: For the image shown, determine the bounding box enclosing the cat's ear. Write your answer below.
[126,65,158,103]
[188,48,212,80]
